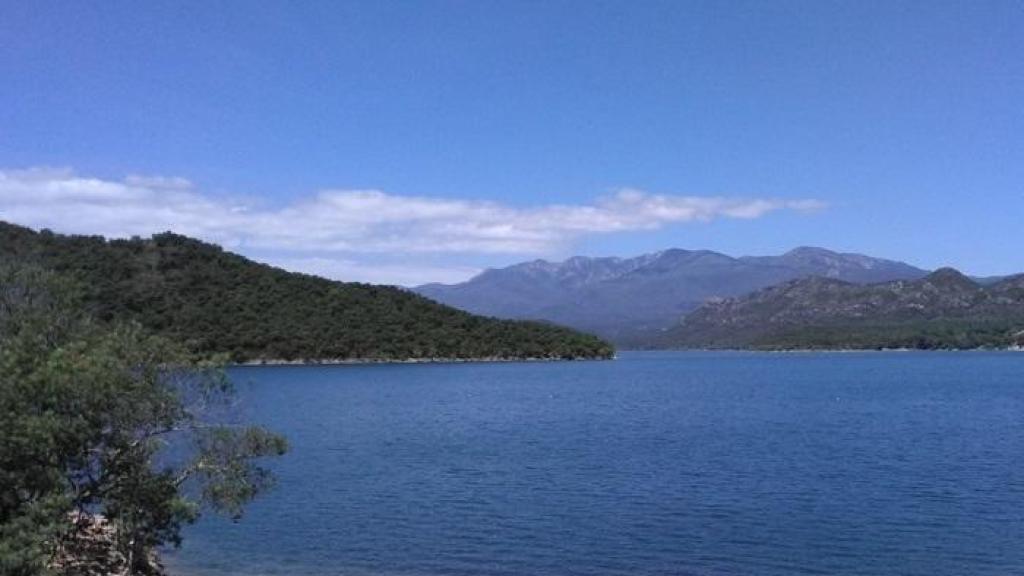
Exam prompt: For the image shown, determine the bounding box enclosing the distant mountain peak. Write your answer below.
[926,266,967,278]
[654,247,694,257]
[783,246,837,257]
[923,267,977,288]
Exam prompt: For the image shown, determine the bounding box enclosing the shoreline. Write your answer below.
[761,346,1024,353]
[230,346,1024,368]
[626,346,1024,354]
[233,355,616,367]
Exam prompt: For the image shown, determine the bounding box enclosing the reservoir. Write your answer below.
[168,351,1024,575]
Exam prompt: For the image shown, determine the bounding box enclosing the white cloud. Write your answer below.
[263,256,482,287]
[123,175,195,191]
[0,167,825,284]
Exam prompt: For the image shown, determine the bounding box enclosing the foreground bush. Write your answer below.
[0,265,287,575]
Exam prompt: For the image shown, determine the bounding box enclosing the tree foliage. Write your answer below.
[752,320,1024,350]
[0,263,287,575]
[0,222,613,361]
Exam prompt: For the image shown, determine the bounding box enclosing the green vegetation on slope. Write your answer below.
[663,269,1024,350]
[720,319,1024,350]
[0,222,614,361]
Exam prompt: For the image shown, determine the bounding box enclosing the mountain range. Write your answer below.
[415,247,929,344]
[661,268,1024,350]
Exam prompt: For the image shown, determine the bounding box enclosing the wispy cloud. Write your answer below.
[262,256,483,288]
[0,167,825,284]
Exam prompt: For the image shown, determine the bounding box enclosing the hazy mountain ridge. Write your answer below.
[663,268,1024,350]
[415,247,928,343]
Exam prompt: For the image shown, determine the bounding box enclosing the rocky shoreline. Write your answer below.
[52,513,164,576]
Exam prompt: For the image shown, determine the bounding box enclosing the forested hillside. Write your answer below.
[662,268,1024,350]
[0,222,613,361]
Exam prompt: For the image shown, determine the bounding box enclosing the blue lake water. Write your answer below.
[166,351,1024,575]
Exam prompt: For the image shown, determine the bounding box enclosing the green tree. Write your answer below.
[0,264,287,575]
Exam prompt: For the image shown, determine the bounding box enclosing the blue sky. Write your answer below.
[1,1,1022,284]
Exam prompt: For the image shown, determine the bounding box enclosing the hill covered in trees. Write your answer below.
[0,222,613,361]
[662,268,1024,350]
